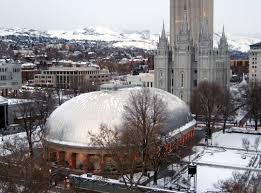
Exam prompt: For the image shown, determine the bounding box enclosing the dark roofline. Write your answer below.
[250,42,261,49]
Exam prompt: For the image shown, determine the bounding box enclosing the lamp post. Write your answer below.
[188,163,197,193]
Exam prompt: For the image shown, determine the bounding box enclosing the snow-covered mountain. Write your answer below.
[213,32,261,53]
[0,26,260,52]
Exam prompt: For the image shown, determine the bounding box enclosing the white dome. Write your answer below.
[46,87,193,147]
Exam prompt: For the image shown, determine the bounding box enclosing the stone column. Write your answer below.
[99,154,105,174]
[84,154,90,172]
[71,153,77,169]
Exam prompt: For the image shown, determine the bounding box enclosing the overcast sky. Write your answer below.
[0,0,260,34]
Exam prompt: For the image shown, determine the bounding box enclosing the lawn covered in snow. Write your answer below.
[196,165,242,192]
[197,148,253,168]
[212,131,261,151]
[193,147,256,192]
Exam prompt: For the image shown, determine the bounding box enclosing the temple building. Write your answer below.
[154,0,230,103]
[45,86,196,172]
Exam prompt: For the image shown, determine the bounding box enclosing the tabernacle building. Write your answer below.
[45,87,196,172]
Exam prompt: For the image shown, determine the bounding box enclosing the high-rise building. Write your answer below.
[154,0,230,104]
[170,0,214,45]
[249,42,261,83]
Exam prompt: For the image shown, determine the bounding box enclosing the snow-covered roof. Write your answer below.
[0,96,7,104]
[46,87,193,148]
[21,63,36,68]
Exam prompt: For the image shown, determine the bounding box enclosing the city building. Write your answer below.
[0,62,22,96]
[21,63,40,84]
[154,0,230,103]
[0,96,8,131]
[0,96,32,134]
[249,42,261,83]
[126,71,154,88]
[230,59,249,76]
[34,66,110,90]
[45,87,196,172]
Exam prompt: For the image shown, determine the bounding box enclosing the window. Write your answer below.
[180,72,184,88]
[194,80,197,87]
[180,92,183,100]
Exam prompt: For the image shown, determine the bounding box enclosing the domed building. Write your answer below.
[45,87,196,172]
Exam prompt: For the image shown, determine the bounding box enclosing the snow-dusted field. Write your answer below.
[0,129,42,156]
[196,165,241,192]
[197,148,253,168]
[212,131,261,151]
[193,147,256,192]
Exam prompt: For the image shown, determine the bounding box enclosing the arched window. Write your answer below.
[180,72,184,88]
[180,92,183,100]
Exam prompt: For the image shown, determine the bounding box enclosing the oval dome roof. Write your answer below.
[46,87,193,147]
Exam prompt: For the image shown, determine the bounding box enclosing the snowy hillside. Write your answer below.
[0,26,260,52]
[48,27,159,50]
[213,33,261,52]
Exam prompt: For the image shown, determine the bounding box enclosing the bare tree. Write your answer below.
[90,88,175,188]
[122,88,169,176]
[14,90,55,157]
[220,87,237,133]
[190,87,202,125]
[90,124,143,190]
[242,138,250,153]
[148,133,181,185]
[0,135,52,193]
[215,172,249,193]
[215,171,261,193]
[246,83,261,131]
[191,81,223,144]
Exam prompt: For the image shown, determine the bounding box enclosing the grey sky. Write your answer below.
[0,0,260,34]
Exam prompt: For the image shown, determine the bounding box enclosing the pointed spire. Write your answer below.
[199,13,210,42]
[222,25,225,37]
[160,21,166,39]
[219,25,227,45]
[218,25,228,53]
[179,4,189,35]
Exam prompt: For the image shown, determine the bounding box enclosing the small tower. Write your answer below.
[218,26,228,55]
[173,5,195,103]
[197,15,215,83]
[217,26,230,86]
[154,23,171,92]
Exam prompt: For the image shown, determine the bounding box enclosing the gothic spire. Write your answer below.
[221,25,226,39]
[199,12,211,44]
[160,21,166,39]
[219,25,228,49]
[158,21,168,49]
[179,5,189,35]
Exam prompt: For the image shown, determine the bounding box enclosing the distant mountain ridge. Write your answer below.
[0,26,260,52]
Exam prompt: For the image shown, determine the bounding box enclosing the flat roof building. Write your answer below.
[0,62,22,96]
[249,42,261,83]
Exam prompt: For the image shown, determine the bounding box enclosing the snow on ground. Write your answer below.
[197,148,252,168]
[0,129,41,156]
[196,165,242,193]
[192,147,254,192]
[235,108,248,122]
[212,131,261,151]
[0,27,260,52]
